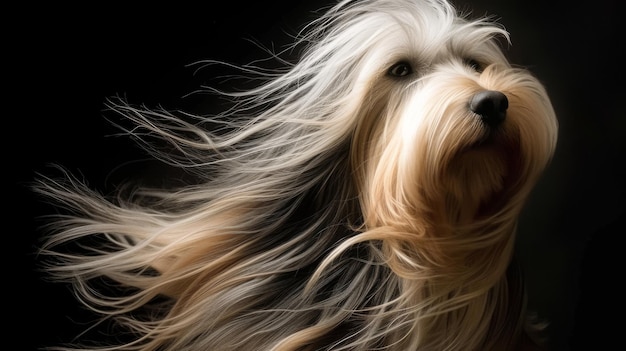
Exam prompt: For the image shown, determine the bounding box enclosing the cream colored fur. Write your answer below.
[36,1,558,350]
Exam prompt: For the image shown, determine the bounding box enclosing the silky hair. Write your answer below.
[35,0,558,350]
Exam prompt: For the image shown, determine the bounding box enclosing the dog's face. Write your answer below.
[320,0,561,230]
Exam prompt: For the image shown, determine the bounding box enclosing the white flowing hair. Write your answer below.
[35,0,548,350]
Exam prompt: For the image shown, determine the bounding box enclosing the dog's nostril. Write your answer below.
[469,90,508,128]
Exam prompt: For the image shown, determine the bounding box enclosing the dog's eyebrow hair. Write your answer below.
[34,0,557,350]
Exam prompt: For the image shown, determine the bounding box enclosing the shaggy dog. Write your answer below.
[36,0,558,350]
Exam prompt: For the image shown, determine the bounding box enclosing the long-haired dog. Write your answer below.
[35,0,558,350]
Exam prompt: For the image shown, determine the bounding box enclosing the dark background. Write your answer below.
[9,1,622,350]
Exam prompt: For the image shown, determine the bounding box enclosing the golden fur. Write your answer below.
[35,0,558,350]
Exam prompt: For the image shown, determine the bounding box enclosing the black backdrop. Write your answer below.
[9,1,622,350]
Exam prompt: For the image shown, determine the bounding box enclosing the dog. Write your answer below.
[35,0,558,350]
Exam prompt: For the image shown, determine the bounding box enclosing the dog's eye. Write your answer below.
[387,61,413,77]
[463,58,483,72]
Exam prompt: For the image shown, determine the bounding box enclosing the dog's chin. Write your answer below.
[450,127,522,219]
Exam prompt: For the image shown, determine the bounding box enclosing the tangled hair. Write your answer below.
[35,0,558,350]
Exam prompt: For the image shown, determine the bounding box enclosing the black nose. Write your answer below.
[469,90,508,128]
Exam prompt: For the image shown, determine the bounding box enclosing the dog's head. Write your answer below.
[287,0,558,231]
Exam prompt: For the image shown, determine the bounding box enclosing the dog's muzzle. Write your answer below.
[469,90,508,128]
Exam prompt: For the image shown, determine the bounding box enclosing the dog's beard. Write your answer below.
[447,141,516,220]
